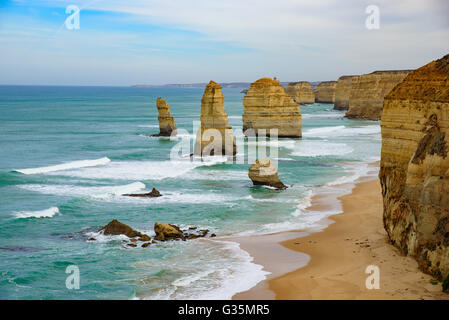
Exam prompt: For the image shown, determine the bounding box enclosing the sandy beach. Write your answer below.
[233,171,449,300]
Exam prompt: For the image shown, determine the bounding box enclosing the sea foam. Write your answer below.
[15,157,111,175]
[14,207,60,219]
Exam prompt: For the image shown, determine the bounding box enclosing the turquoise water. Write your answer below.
[0,86,381,299]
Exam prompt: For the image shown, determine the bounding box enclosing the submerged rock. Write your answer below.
[243,77,302,138]
[152,97,177,137]
[248,158,287,190]
[194,81,237,157]
[123,188,162,198]
[380,53,449,282]
[100,219,145,238]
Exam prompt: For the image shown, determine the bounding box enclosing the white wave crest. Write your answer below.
[41,158,227,181]
[303,125,380,138]
[19,182,146,198]
[290,141,353,157]
[15,157,111,175]
[14,207,60,219]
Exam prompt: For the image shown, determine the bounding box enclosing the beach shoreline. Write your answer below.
[232,163,449,300]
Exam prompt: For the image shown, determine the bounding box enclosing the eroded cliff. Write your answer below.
[154,97,177,136]
[194,81,236,156]
[243,77,302,138]
[285,81,315,105]
[379,54,449,281]
[315,81,337,103]
[346,70,411,120]
[334,75,358,110]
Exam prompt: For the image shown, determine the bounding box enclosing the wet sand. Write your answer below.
[233,177,449,300]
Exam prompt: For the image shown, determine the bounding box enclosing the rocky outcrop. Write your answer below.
[315,81,337,103]
[379,54,449,282]
[194,81,237,156]
[95,220,212,246]
[153,97,177,136]
[285,81,315,105]
[248,158,287,190]
[123,188,162,198]
[154,222,210,241]
[100,219,145,238]
[346,70,411,120]
[334,75,358,110]
[242,77,302,138]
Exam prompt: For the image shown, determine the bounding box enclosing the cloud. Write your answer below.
[0,0,448,85]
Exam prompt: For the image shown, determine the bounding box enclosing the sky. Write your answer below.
[0,0,448,86]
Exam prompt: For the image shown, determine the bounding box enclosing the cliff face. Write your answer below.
[315,81,337,103]
[379,54,449,281]
[194,81,236,156]
[285,81,315,105]
[334,75,358,110]
[243,77,302,138]
[155,97,177,136]
[346,70,411,120]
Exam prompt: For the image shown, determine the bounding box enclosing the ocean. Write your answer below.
[0,85,381,299]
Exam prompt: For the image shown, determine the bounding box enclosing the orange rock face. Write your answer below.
[315,81,337,103]
[379,54,449,281]
[285,81,315,105]
[346,70,411,120]
[194,81,236,156]
[155,97,177,136]
[334,75,358,110]
[242,77,302,138]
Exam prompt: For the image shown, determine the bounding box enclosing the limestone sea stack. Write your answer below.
[315,81,337,103]
[248,158,287,190]
[345,70,411,120]
[285,81,315,105]
[194,81,236,156]
[379,54,449,282]
[334,75,358,110]
[242,77,302,138]
[154,97,177,136]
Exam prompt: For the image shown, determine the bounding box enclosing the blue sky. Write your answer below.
[1,0,448,85]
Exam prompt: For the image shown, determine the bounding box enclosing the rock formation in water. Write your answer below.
[242,77,302,138]
[123,188,162,198]
[346,70,411,120]
[101,219,146,238]
[315,81,337,103]
[194,81,236,156]
[248,158,287,189]
[334,75,358,110]
[285,81,315,105]
[379,54,449,283]
[153,97,177,136]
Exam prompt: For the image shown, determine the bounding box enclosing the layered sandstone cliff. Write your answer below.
[285,81,315,105]
[194,81,236,156]
[315,81,337,103]
[379,54,449,282]
[154,97,177,136]
[346,70,411,120]
[334,75,358,110]
[242,77,302,138]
